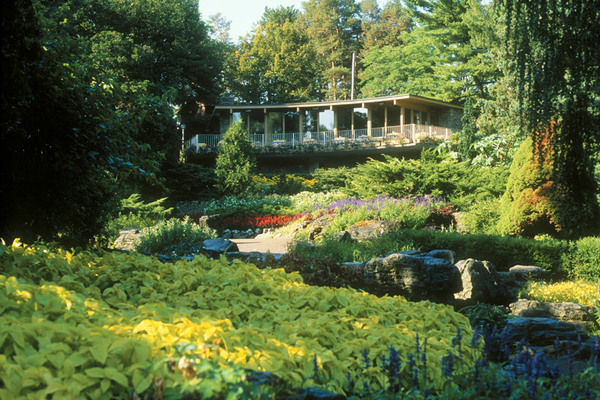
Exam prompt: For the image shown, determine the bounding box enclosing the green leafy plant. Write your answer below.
[134,217,216,256]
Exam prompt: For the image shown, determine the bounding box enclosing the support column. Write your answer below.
[264,109,269,144]
[333,108,339,138]
[400,106,405,127]
[298,109,304,143]
[384,104,388,132]
[351,109,355,139]
[367,108,373,137]
[317,111,321,144]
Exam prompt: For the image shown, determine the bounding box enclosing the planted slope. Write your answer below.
[0,242,479,398]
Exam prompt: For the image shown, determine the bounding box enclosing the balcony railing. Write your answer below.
[184,124,454,152]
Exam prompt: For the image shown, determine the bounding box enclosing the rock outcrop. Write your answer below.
[363,250,462,303]
[454,258,515,306]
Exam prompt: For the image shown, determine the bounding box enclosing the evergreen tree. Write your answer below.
[301,0,361,100]
[214,121,256,195]
[502,0,600,238]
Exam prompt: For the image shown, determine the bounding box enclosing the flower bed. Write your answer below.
[223,214,304,230]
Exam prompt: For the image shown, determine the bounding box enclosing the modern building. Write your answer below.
[184,94,462,151]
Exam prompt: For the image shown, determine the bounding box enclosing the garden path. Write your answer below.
[230,237,291,256]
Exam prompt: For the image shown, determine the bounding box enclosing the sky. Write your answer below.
[198,0,386,43]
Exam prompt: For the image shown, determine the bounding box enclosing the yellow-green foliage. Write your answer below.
[521,280,599,306]
[253,174,318,194]
[0,241,479,398]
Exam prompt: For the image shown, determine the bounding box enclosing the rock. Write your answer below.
[113,228,143,251]
[363,252,462,303]
[509,265,549,281]
[331,231,353,242]
[502,317,589,348]
[341,262,364,270]
[222,229,233,239]
[279,388,346,400]
[197,214,224,235]
[510,299,596,330]
[454,259,514,306]
[426,249,456,265]
[202,238,239,257]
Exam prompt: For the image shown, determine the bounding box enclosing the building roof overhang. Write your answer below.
[214,94,462,114]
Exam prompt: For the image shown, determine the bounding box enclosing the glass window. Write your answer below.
[319,109,334,131]
[354,108,368,130]
[387,107,401,127]
[405,108,412,124]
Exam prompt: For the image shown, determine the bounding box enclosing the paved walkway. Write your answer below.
[230,237,292,255]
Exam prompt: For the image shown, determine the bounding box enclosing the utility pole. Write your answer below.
[351,52,355,100]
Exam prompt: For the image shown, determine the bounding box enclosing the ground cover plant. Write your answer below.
[0,241,480,399]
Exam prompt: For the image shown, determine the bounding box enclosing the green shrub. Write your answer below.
[101,194,173,245]
[459,198,502,235]
[342,154,508,210]
[161,163,218,203]
[134,217,216,256]
[214,121,256,195]
[563,236,600,281]
[314,167,353,192]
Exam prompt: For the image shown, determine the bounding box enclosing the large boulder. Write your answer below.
[509,265,549,282]
[510,299,596,331]
[363,251,462,303]
[197,214,224,235]
[202,238,239,258]
[454,259,515,306]
[502,317,589,348]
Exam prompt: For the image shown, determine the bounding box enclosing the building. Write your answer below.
[184,94,462,151]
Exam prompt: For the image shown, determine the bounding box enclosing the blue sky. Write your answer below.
[198,0,386,43]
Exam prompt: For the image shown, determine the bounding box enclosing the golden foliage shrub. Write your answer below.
[0,241,480,397]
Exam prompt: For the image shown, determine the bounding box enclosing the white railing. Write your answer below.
[185,124,454,152]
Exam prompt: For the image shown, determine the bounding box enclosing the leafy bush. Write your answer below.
[0,242,479,397]
[313,167,353,192]
[253,173,318,195]
[563,236,600,281]
[101,194,173,245]
[459,198,502,235]
[134,217,216,256]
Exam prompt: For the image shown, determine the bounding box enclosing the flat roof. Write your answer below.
[215,94,463,112]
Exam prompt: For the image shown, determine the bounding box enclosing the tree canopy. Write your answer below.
[1,0,223,244]
[501,0,600,237]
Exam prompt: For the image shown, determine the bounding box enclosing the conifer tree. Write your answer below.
[214,121,255,195]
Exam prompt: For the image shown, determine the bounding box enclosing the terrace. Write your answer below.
[183,94,463,152]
